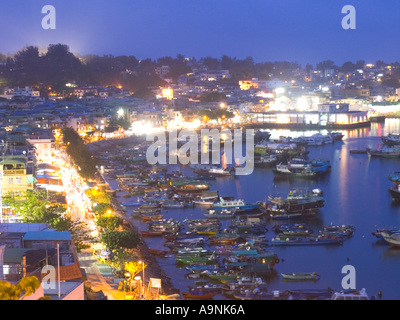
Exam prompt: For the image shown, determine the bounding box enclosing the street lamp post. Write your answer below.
[139,260,145,299]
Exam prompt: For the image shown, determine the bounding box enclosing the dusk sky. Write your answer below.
[1,0,400,66]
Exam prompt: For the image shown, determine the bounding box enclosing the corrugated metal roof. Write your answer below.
[23,231,71,241]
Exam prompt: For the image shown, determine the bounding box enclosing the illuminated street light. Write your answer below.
[117,108,124,118]
[138,260,145,299]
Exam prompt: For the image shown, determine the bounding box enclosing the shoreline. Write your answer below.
[90,137,179,298]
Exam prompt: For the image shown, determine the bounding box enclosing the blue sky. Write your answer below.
[1,0,399,66]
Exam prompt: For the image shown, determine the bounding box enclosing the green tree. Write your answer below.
[0,276,41,300]
[62,127,98,179]
[6,190,93,252]
[101,230,140,252]
[96,216,123,230]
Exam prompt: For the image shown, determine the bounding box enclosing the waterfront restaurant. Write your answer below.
[247,103,370,129]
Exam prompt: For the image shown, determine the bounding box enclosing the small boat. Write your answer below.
[321,225,355,238]
[140,213,164,221]
[372,228,400,239]
[381,231,400,246]
[389,185,400,201]
[140,230,164,237]
[268,235,343,246]
[254,155,278,167]
[204,209,235,219]
[350,149,368,154]
[281,272,320,281]
[388,172,400,184]
[381,133,400,146]
[367,145,400,158]
[193,199,215,206]
[211,198,260,212]
[182,290,219,300]
[148,248,169,257]
[272,163,319,179]
[331,288,369,300]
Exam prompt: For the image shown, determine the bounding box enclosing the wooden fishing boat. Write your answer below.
[148,248,169,257]
[207,273,240,283]
[367,145,400,158]
[141,214,164,222]
[208,234,242,245]
[281,272,320,281]
[204,209,235,219]
[267,235,343,246]
[185,265,219,273]
[140,230,164,237]
[272,223,313,235]
[211,198,260,212]
[182,290,218,300]
[321,225,355,237]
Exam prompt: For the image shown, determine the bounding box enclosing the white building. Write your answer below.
[1,87,40,99]
[26,130,56,164]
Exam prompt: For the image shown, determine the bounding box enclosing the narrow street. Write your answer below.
[78,250,126,300]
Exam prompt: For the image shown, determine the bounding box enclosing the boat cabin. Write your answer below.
[331,288,369,300]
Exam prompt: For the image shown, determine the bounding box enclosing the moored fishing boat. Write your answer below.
[272,163,319,179]
[195,166,236,177]
[148,248,169,257]
[381,231,400,246]
[182,290,219,300]
[267,188,325,213]
[273,223,314,236]
[267,234,344,246]
[367,145,400,158]
[372,228,400,239]
[381,133,400,146]
[211,198,260,212]
[281,272,320,281]
[389,185,400,201]
[140,213,164,222]
[321,225,355,238]
[204,209,235,219]
[253,154,278,167]
[140,230,165,237]
[330,288,369,300]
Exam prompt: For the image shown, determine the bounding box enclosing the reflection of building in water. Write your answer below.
[248,103,370,129]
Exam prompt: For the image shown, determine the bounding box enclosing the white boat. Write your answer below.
[381,231,400,246]
[311,133,333,144]
[367,145,400,158]
[211,198,260,211]
[193,199,215,206]
[298,136,324,146]
[331,288,369,300]
[381,133,400,145]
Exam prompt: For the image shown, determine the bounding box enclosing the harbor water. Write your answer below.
[109,119,400,300]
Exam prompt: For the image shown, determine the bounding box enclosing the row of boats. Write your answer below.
[127,187,327,222]
[95,137,376,300]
